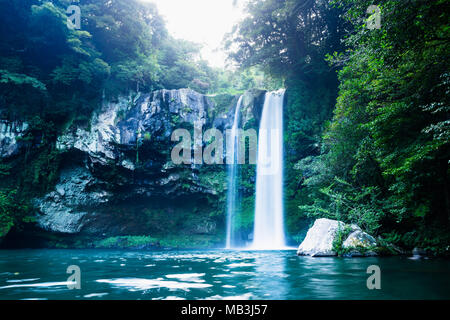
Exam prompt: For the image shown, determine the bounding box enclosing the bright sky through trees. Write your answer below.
[141,0,245,68]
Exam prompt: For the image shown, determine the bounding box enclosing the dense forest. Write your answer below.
[227,0,449,254]
[0,0,267,243]
[0,0,449,255]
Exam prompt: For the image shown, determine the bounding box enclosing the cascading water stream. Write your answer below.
[252,90,286,249]
[225,96,243,249]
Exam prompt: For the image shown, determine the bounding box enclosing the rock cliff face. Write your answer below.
[0,88,266,245]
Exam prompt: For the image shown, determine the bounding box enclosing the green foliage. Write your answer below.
[0,0,227,123]
[0,162,12,177]
[332,224,352,256]
[156,235,220,249]
[94,234,221,249]
[0,189,31,238]
[226,0,349,79]
[143,132,151,141]
[0,0,448,253]
[299,0,450,251]
[230,0,449,252]
[95,236,158,249]
[300,177,386,235]
[0,0,233,241]
[197,169,227,195]
[0,70,47,91]
[210,66,282,94]
[227,0,346,241]
[16,117,61,195]
[209,94,237,119]
[235,196,255,230]
[0,116,61,238]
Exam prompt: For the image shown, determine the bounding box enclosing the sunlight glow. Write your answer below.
[140,0,246,68]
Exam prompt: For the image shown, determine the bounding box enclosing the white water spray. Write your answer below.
[252,90,286,249]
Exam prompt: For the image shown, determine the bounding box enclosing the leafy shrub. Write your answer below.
[95,236,158,249]
[0,189,32,238]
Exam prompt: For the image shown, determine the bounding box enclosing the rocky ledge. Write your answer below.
[297,218,378,257]
[0,88,267,245]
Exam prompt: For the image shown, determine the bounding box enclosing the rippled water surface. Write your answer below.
[0,249,449,300]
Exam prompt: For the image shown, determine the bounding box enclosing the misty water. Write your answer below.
[225,96,243,249]
[253,90,286,249]
[0,249,449,300]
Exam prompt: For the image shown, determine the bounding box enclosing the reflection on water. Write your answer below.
[252,252,288,299]
[0,249,449,300]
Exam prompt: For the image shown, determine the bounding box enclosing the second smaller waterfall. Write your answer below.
[225,96,243,249]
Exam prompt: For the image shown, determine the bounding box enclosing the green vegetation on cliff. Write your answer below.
[0,0,263,242]
[0,0,448,254]
[228,0,449,253]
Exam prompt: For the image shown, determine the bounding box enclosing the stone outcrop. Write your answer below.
[0,120,28,158]
[297,218,377,257]
[35,165,108,234]
[39,89,229,236]
[0,88,266,240]
[240,89,267,128]
[342,230,378,257]
[56,89,215,168]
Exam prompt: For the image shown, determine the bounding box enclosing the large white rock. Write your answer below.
[297,218,377,257]
[297,219,344,256]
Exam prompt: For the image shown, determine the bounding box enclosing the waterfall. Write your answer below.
[225,96,243,249]
[252,90,286,249]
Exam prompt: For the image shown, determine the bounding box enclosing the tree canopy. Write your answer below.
[228,0,450,252]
